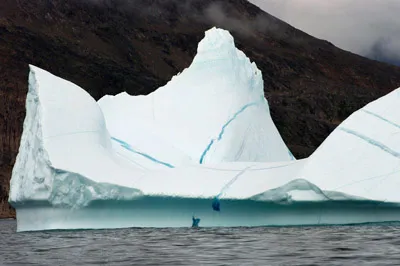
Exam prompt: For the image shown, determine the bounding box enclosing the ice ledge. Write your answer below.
[15,198,400,231]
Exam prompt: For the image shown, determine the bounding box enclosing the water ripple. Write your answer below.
[1,220,400,265]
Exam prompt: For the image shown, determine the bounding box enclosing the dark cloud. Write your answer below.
[81,0,286,37]
[84,0,278,35]
[250,0,400,65]
[204,2,281,36]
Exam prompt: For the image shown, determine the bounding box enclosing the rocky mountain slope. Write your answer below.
[1,0,400,218]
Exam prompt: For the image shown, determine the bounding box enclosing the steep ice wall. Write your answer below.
[8,67,53,203]
[301,88,400,202]
[9,66,143,208]
[98,28,293,165]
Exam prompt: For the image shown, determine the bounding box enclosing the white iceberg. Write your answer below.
[98,28,294,166]
[8,28,400,232]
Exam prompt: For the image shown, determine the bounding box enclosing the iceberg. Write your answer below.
[8,28,400,232]
[98,28,293,165]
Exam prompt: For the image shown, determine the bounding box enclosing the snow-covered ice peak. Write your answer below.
[98,27,293,164]
[192,27,262,95]
[195,27,237,63]
[198,27,235,53]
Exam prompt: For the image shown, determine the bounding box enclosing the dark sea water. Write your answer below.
[1,220,400,265]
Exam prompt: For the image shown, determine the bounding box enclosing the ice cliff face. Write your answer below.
[8,27,400,231]
[98,28,293,166]
[9,66,143,208]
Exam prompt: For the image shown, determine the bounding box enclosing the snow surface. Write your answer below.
[8,27,400,231]
[98,28,293,165]
[300,88,400,203]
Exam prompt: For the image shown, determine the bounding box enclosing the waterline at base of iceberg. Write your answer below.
[14,197,400,232]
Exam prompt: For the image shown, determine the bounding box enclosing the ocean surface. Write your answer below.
[1,220,400,265]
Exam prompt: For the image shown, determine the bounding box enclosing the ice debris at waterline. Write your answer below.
[8,27,400,232]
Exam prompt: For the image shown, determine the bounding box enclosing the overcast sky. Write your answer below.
[249,0,400,65]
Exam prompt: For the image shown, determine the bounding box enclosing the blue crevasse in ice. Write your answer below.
[361,109,400,129]
[111,137,175,168]
[339,127,400,159]
[199,102,259,164]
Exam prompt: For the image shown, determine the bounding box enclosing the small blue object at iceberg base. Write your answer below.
[212,197,221,212]
[192,216,201,227]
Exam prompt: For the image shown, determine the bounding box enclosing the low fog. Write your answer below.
[250,0,400,65]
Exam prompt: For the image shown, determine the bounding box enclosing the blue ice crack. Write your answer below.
[111,137,175,168]
[216,165,254,198]
[362,109,400,129]
[212,165,253,212]
[339,127,400,159]
[199,102,258,164]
